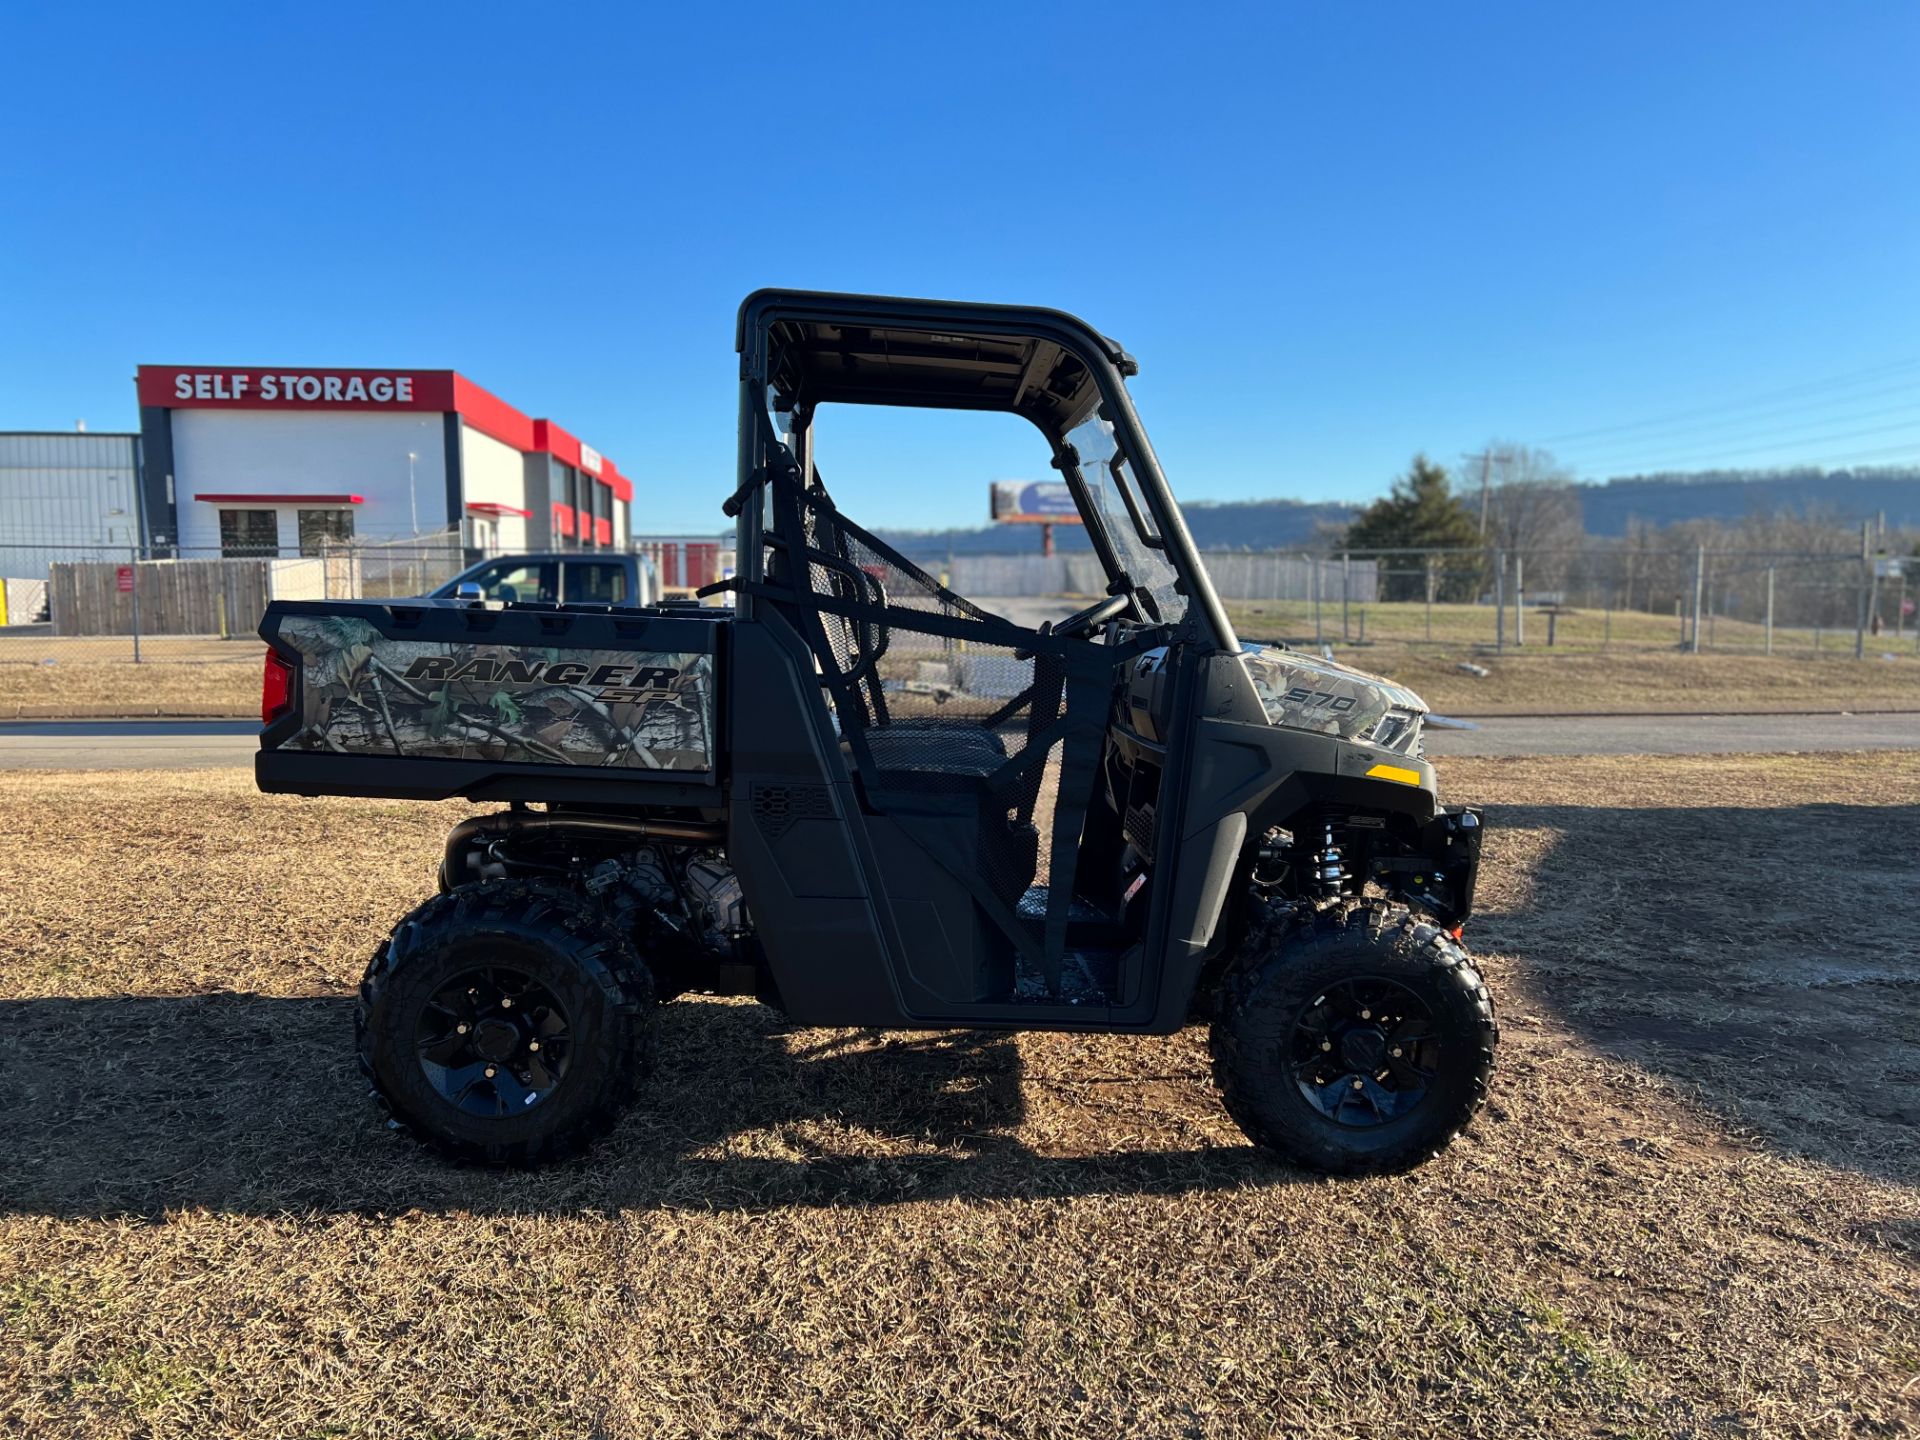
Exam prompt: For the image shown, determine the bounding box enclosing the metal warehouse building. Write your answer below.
[134,365,632,556]
[0,431,146,548]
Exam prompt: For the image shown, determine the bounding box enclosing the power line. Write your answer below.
[1569,403,1920,474]
[1533,355,1920,447]
[1549,378,1920,455]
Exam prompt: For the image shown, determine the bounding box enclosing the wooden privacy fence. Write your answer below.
[50,559,273,637]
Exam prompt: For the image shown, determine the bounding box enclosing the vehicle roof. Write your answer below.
[735,289,1137,439]
[458,552,634,565]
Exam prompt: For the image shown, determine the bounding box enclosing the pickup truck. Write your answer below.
[428,552,660,608]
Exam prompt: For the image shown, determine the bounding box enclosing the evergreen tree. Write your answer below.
[1342,456,1483,601]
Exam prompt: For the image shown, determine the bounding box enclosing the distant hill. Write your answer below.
[875,497,1354,560]
[1579,466,1920,535]
[870,466,1920,559]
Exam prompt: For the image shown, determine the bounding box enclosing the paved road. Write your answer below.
[0,720,261,771]
[1419,710,1920,757]
[3,711,1918,772]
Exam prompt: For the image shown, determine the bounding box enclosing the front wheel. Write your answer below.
[1210,904,1496,1175]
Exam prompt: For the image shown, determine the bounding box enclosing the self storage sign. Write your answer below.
[136,366,456,412]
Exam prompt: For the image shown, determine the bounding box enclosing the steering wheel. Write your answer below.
[1050,593,1131,641]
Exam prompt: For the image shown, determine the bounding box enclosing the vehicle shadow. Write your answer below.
[1465,797,1920,1187]
[6,795,1909,1216]
[0,991,1281,1219]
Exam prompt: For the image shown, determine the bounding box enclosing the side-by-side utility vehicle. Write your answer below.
[257,291,1495,1175]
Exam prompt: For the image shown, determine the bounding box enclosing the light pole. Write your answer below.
[407,451,420,537]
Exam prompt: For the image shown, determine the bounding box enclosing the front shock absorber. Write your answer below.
[1312,819,1347,900]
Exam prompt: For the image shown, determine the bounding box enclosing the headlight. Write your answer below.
[1368,707,1423,756]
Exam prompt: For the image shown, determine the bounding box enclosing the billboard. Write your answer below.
[989,480,1083,525]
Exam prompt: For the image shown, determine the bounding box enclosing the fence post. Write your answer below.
[1764,566,1774,656]
[1856,520,1870,660]
[1494,550,1506,652]
[1424,554,1434,641]
[1689,545,1705,654]
[129,547,142,664]
[1341,551,1351,643]
[1312,555,1323,647]
[1603,578,1613,648]
[1514,555,1525,647]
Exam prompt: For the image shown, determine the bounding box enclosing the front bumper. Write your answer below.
[1366,806,1484,929]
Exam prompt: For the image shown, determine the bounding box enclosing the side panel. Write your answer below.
[275,614,713,770]
[257,600,726,803]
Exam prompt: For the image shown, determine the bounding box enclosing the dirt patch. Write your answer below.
[1,758,1916,1437]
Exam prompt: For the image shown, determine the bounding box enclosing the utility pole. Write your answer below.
[1475,448,1496,541]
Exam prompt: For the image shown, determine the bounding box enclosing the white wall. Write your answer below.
[459,424,529,551]
[172,410,448,552]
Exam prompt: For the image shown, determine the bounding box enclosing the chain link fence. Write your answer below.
[0,536,471,716]
[954,544,1916,656]
[3,535,1911,717]
[1218,545,1914,656]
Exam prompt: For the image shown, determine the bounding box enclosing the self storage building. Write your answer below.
[134,366,633,557]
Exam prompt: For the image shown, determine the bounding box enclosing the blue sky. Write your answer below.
[3,2,1917,533]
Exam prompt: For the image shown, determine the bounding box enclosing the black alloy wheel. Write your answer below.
[1288,976,1438,1127]
[416,967,575,1117]
[357,880,655,1165]
[1210,904,1497,1175]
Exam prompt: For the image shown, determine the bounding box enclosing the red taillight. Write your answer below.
[262,648,294,724]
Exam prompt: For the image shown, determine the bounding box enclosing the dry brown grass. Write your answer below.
[0,634,259,718]
[1323,645,1920,716]
[7,631,1919,720]
[1,758,1918,1438]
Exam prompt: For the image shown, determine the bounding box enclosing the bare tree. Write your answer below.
[1473,442,1586,592]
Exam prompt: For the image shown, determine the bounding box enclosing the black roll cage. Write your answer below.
[730,289,1239,654]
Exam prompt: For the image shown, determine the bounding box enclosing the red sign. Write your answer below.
[136,366,455,412]
[116,565,134,593]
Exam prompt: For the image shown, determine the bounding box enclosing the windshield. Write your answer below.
[1064,408,1188,625]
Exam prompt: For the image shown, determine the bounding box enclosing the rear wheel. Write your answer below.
[357,880,654,1165]
[1210,904,1496,1175]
